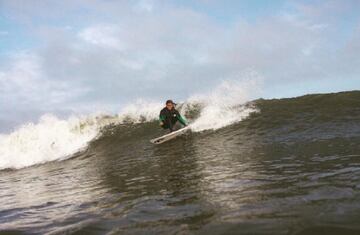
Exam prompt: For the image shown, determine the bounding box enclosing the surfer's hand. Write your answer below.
[159,122,164,126]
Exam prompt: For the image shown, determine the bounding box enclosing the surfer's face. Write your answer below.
[166,103,174,110]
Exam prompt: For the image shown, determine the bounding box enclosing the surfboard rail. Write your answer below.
[150,126,190,144]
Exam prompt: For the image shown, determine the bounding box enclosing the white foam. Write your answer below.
[117,99,163,123]
[0,101,166,170]
[0,76,261,170]
[113,76,261,132]
[0,114,100,170]
[187,78,260,132]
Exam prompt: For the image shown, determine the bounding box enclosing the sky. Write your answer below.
[0,0,360,129]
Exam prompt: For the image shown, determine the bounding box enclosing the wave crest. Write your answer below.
[0,77,260,170]
[0,114,100,169]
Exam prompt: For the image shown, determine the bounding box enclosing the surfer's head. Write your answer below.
[166,100,175,110]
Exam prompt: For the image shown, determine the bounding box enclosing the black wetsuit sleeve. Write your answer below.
[160,109,173,130]
[159,109,166,122]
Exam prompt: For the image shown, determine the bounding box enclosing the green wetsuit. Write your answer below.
[159,107,187,131]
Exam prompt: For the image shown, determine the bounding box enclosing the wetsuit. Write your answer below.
[159,107,187,132]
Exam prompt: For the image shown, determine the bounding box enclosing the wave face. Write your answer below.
[0,90,358,170]
[247,91,360,142]
[0,80,257,170]
[0,91,359,234]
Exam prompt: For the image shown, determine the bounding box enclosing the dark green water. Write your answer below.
[1,91,360,234]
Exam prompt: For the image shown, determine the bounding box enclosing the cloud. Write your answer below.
[78,25,124,50]
[0,52,89,110]
[0,0,359,128]
[135,0,154,12]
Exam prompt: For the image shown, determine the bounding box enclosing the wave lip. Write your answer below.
[0,114,99,170]
[188,79,259,132]
[0,78,260,170]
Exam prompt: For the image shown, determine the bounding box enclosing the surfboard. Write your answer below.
[150,126,190,144]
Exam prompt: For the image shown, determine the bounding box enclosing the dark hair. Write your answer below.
[166,100,175,105]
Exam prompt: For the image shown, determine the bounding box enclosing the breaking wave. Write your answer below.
[0,115,99,169]
[0,79,258,170]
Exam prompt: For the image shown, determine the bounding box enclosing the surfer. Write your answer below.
[159,100,187,132]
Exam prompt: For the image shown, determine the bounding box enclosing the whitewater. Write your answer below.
[0,80,258,170]
[0,89,359,234]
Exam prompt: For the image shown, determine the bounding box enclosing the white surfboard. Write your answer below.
[150,126,190,144]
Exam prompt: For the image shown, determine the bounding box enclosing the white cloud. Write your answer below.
[0,53,89,110]
[135,0,154,12]
[78,25,124,50]
[0,0,359,127]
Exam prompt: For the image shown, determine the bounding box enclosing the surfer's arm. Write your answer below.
[159,114,166,126]
[177,113,188,126]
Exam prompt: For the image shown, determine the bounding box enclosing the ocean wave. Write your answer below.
[0,80,257,170]
[0,115,99,170]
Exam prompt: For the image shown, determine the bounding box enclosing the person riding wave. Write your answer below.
[159,100,188,132]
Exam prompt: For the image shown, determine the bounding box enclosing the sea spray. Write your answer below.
[187,77,261,132]
[0,77,261,169]
[0,115,100,170]
[113,75,261,132]
[117,99,163,123]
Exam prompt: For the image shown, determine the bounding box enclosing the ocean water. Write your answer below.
[0,90,360,234]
